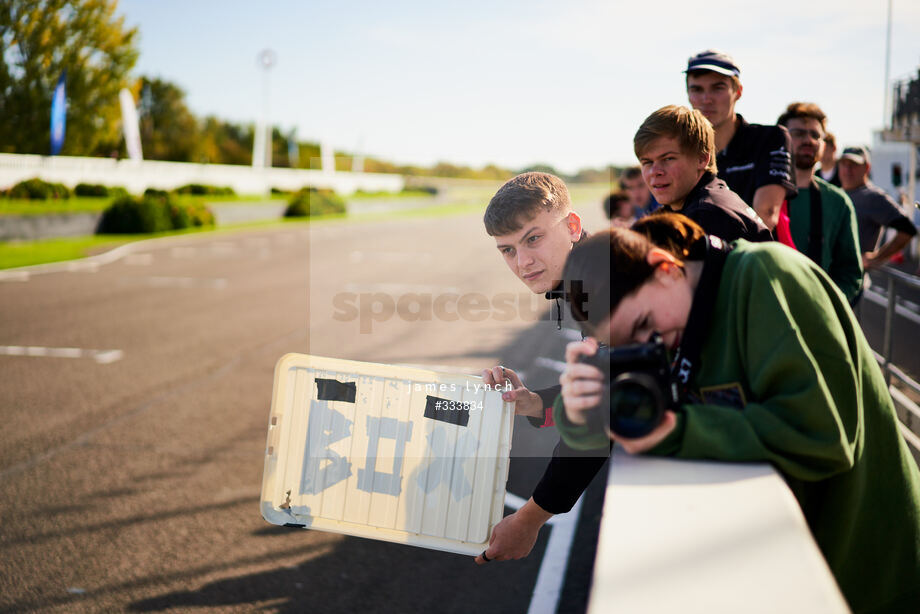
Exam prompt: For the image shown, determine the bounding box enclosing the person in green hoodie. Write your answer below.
[555,213,920,613]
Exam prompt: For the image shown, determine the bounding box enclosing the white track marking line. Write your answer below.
[66,262,99,273]
[348,251,430,264]
[506,488,585,612]
[46,347,83,358]
[170,246,197,259]
[140,276,227,289]
[124,253,153,266]
[561,328,584,341]
[504,492,527,510]
[343,283,461,294]
[209,242,239,255]
[92,350,124,364]
[0,271,30,282]
[529,495,584,614]
[0,346,123,364]
[503,492,566,526]
[0,326,302,481]
[244,237,271,247]
[535,356,567,373]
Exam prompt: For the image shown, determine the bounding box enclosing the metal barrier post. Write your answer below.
[883,275,896,386]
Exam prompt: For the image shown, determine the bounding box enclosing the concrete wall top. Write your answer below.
[588,453,850,614]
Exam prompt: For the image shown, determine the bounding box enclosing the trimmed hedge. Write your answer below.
[97,193,215,234]
[174,183,235,196]
[167,200,215,229]
[97,195,171,233]
[406,185,438,196]
[143,188,169,198]
[74,183,129,198]
[8,178,71,200]
[284,188,347,218]
[74,183,108,197]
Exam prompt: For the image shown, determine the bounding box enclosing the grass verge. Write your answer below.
[0,235,139,269]
[0,195,287,216]
[347,189,439,200]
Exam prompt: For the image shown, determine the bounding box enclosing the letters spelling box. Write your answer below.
[260,354,515,555]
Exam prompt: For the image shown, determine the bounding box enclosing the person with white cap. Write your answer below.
[838,145,918,270]
[685,49,796,232]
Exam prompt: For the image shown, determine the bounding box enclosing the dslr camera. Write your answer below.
[579,333,678,438]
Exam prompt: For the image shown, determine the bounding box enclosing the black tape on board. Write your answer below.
[423,395,471,428]
[315,379,357,403]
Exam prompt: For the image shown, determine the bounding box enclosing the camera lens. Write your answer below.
[607,373,665,439]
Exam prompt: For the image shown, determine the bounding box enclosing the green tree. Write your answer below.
[196,116,252,165]
[518,163,562,177]
[295,142,322,170]
[572,165,617,184]
[478,164,512,181]
[270,127,292,168]
[0,0,139,155]
[361,155,399,174]
[136,76,199,162]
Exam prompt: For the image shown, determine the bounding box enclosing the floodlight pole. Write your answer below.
[884,0,892,128]
[253,49,276,169]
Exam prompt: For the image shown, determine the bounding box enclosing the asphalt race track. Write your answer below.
[0,206,608,614]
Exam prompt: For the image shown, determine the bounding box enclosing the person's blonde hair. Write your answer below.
[633,105,717,175]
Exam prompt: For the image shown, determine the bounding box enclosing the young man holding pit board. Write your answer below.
[476,172,609,565]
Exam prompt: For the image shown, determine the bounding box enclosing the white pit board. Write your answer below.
[260,354,515,555]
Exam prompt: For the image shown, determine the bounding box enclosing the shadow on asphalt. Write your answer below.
[127,506,548,614]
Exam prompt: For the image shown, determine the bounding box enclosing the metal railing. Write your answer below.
[860,265,920,455]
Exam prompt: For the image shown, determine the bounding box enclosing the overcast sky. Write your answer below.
[118,0,920,174]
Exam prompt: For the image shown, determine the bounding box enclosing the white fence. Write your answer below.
[0,153,405,196]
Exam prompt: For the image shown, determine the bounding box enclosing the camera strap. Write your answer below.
[805,180,824,265]
[669,235,734,401]
[545,230,590,330]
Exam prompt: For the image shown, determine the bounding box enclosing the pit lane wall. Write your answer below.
[588,455,850,614]
[0,153,405,196]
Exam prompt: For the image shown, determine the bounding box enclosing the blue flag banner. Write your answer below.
[50,72,66,155]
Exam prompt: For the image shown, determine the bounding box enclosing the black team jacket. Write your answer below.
[662,171,773,243]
